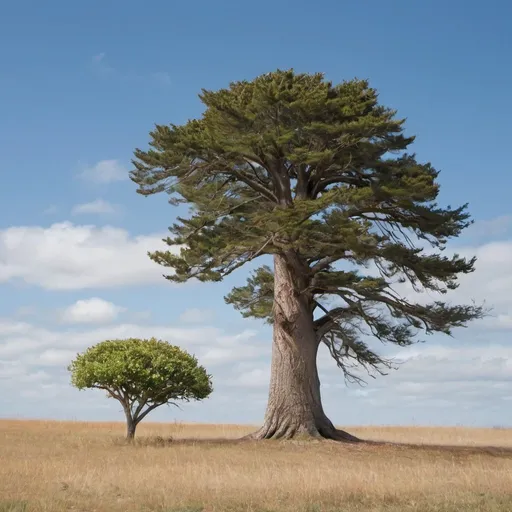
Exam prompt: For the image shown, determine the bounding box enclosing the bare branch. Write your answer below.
[231,169,279,202]
[311,255,345,273]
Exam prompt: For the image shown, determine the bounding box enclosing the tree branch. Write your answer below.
[311,255,346,273]
[134,403,162,423]
[92,385,124,403]
[230,169,279,202]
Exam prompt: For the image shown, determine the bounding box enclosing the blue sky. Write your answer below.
[0,0,511,428]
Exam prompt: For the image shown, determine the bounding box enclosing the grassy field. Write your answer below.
[0,420,511,512]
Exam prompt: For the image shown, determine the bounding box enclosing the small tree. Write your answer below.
[68,338,213,440]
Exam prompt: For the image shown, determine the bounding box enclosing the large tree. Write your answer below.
[130,70,483,441]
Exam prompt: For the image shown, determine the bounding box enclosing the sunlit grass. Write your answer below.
[1,420,511,511]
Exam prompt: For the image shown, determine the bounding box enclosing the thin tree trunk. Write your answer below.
[125,410,137,441]
[246,253,360,442]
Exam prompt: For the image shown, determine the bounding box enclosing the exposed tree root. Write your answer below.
[330,428,361,442]
[242,420,362,443]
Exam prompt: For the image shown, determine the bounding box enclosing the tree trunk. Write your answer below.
[246,253,360,442]
[125,412,137,441]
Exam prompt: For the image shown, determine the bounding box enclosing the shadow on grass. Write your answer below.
[113,436,248,448]
[379,440,512,458]
[0,502,28,512]
[152,494,512,512]
[112,434,512,460]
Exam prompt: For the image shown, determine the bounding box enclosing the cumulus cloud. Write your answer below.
[1,215,511,426]
[200,330,268,366]
[0,319,269,413]
[0,311,510,426]
[317,338,512,413]
[0,222,174,290]
[0,314,272,421]
[464,242,512,307]
[233,366,270,389]
[39,349,78,366]
[78,159,127,184]
[60,298,126,324]
[0,319,232,363]
[384,239,512,331]
[225,338,512,423]
[71,199,118,215]
[387,343,512,384]
[0,361,52,384]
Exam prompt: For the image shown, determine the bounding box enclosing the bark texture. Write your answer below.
[246,253,360,442]
[125,410,137,440]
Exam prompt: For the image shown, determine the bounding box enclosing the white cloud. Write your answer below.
[43,205,58,215]
[388,239,512,329]
[1,215,512,426]
[0,320,32,336]
[71,199,118,215]
[0,319,266,382]
[388,344,512,383]
[315,338,512,414]
[14,306,37,317]
[60,298,126,324]
[0,311,510,426]
[90,52,115,78]
[39,349,78,366]
[0,319,224,362]
[0,222,173,290]
[78,160,127,184]
[0,361,52,383]
[179,308,215,324]
[493,314,512,329]
[201,344,267,367]
[150,71,172,86]
[466,215,512,239]
[0,316,272,422]
[234,367,270,389]
[90,53,171,87]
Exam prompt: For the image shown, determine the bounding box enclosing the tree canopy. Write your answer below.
[69,338,212,439]
[130,70,483,440]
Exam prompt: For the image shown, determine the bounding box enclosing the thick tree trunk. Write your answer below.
[246,253,360,442]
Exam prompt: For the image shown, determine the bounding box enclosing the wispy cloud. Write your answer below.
[43,205,58,215]
[179,308,215,324]
[466,215,512,239]
[90,52,115,77]
[71,199,118,216]
[149,71,172,86]
[78,159,127,184]
[90,52,171,86]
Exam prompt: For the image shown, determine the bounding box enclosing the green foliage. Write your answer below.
[225,265,275,323]
[69,338,212,428]
[131,69,484,383]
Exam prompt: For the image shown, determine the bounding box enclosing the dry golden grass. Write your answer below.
[1,420,511,512]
